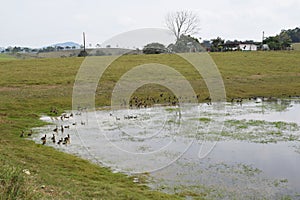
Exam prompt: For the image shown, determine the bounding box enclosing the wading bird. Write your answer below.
[41,134,47,145]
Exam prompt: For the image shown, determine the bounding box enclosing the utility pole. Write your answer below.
[262,31,265,44]
[78,32,88,57]
[83,32,86,51]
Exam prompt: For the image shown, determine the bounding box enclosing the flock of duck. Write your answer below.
[20,109,87,146]
[20,95,279,145]
[127,93,202,108]
[39,126,71,146]
[126,94,277,108]
[230,96,278,106]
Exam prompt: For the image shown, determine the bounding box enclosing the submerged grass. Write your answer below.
[196,119,299,143]
[0,51,300,199]
[198,118,211,123]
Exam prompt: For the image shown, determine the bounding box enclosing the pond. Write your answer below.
[33,98,300,199]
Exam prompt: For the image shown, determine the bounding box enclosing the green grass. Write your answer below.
[0,51,300,199]
[0,164,41,199]
[0,57,181,199]
[211,51,300,99]
[0,54,16,61]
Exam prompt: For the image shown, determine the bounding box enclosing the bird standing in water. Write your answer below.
[53,126,58,133]
[63,134,70,145]
[41,134,47,145]
[61,125,64,134]
[51,134,56,143]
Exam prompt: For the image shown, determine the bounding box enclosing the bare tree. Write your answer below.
[165,10,200,41]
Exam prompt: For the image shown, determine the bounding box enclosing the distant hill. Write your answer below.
[52,42,81,48]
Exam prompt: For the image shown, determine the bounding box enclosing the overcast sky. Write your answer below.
[1,0,299,48]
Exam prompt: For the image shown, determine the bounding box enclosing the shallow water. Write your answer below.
[33,99,300,199]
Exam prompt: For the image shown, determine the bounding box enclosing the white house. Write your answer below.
[262,44,270,51]
[239,44,257,51]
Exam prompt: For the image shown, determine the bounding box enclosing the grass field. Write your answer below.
[0,51,300,199]
[0,54,16,61]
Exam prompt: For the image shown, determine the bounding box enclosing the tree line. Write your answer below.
[1,45,79,54]
[263,27,300,50]
[143,11,300,53]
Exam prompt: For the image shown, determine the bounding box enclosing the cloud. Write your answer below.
[117,16,137,27]
[1,0,299,47]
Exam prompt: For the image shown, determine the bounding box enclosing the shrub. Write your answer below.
[142,43,168,54]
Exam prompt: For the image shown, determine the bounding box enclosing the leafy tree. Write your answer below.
[211,37,224,52]
[201,40,212,51]
[23,47,30,53]
[56,46,64,51]
[46,46,55,52]
[264,36,280,50]
[38,46,55,53]
[279,31,292,49]
[142,42,168,54]
[264,30,292,50]
[168,35,204,53]
[5,47,11,53]
[12,46,21,53]
[78,50,88,57]
[284,27,300,43]
[165,10,200,41]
